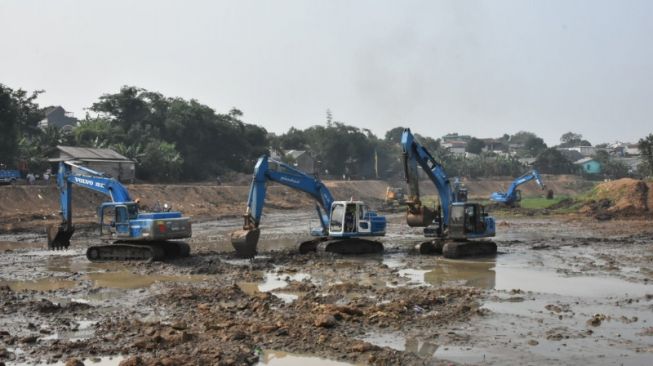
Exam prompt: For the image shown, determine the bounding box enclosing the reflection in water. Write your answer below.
[258,350,353,366]
[423,259,496,289]
[359,331,440,357]
[405,337,439,357]
[87,271,208,289]
[0,278,76,291]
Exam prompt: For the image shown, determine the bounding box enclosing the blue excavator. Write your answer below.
[400,128,496,258]
[230,155,386,258]
[48,161,192,261]
[489,169,545,206]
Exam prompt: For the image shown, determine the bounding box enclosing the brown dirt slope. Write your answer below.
[0,176,593,232]
[0,181,388,232]
[580,178,651,218]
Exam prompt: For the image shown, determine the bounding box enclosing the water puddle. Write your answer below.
[87,271,209,289]
[257,350,354,365]
[395,254,651,298]
[41,319,98,342]
[359,331,440,357]
[0,278,76,291]
[239,270,310,303]
[0,240,44,251]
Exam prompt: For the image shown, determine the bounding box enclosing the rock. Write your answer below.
[350,341,376,352]
[65,358,85,366]
[119,356,145,366]
[19,335,38,343]
[171,321,187,330]
[314,314,337,328]
[587,314,606,327]
[528,339,539,346]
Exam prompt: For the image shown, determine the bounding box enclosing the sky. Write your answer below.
[1,0,652,145]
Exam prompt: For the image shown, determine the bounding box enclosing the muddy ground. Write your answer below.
[0,210,652,366]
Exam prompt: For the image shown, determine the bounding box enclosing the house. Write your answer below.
[614,157,642,174]
[48,145,135,182]
[285,150,315,173]
[626,144,640,156]
[442,133,471,143]
[482,138,507,153]
[574,157,601,175]
[39,106,78,132]
[561,146,596,157]
[442,141,467,156]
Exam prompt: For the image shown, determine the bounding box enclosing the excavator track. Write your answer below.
[415,239,497,258]
[442,240,497,259]
[86,241,191,262]
[299,238,383,255]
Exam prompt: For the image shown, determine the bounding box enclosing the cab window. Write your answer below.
[330,204,344,231]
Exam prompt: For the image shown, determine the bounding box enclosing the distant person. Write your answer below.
[43,169,51,184]
[26,173,35,185]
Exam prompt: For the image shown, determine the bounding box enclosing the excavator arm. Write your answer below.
[400,128,454,229]
[232,155,336,257]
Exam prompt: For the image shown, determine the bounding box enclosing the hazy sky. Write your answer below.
[1,0,652,145]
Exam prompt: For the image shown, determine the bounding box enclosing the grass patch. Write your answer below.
[519,196,570,209]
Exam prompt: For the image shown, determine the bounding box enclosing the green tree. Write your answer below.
[559,131,591,147]
[465,137,485,154]
[524,136,547,157]
[384,127,406,144]
[638,133,653,176]
[534,148,575,174]
[138,140,183,182]
[0,84,43,164]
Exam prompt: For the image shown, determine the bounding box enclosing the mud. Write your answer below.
[0,211,652,365]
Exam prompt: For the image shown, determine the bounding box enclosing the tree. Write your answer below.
[465,137,485,154]
[0,84,43,164]
[88,86,269,181]
[559,131,591,147]
[534,148,575,174]
[560,132,582,144]
[524,136,547,157]
[384,127,405,144]
[510,131,538,145]
[138,140,183,182]
[638,133,653,176]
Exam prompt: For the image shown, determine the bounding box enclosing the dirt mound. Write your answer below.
[580,178,651,219]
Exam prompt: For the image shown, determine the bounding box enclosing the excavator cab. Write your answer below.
[328,201,380,237]
[447,203,488,240]
[99,202,138,238]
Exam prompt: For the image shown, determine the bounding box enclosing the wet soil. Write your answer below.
[0,212,652,365]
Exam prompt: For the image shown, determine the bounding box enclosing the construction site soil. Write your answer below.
[0,177,652,365]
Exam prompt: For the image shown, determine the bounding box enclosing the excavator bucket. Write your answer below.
[230,228,259,258]
[406,206,437,227]
[47,224,75,250]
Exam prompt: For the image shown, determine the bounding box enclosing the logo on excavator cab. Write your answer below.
[73,177,105,189]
